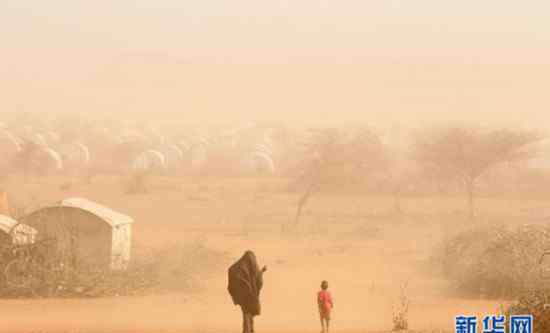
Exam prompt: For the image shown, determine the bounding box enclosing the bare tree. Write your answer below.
[413,126,541,220]
[291,128,386,226]
[291,128,344,227]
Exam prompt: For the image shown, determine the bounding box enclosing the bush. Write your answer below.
[507,289,550,332]
[433,223,550,298]
[0,238,226,298]
[392,282,410,331]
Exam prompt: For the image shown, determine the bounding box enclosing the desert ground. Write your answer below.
[3,173,540,333]
[4,0,550,331]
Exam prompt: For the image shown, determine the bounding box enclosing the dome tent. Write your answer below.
[20,198,133,270]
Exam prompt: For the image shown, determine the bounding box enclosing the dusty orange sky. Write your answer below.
[2,1,549,127]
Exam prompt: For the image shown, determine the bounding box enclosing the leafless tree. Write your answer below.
[292,129,343,226]
[291,128,386,226]
[413,126,541,220]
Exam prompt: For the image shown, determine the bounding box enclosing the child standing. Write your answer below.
[317,280,333,333]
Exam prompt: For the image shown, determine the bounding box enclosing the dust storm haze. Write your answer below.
[1,1,550,333]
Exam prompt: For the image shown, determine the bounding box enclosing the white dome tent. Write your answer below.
[243,151,276,175]
[43,147,64,171]
[132,150,166,172]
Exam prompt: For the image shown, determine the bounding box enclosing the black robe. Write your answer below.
[228,251,264,316]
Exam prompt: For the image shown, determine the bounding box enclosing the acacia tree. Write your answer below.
[291,128,386,226]
[413,126,541,220]
[291,128,344,227]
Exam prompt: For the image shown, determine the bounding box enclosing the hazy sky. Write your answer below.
[2,1,549,126]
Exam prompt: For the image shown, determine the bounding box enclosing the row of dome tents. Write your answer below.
[0,129,89,174]
[1,123,282,176]
[127,131,277,174]
[155,129,280,175]
[0,198,133,271]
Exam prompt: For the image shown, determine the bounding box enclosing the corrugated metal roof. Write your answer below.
[0,214,17,234]
[59,198,134,227]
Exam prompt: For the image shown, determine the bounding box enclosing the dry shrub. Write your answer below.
[70,240,225,297]
[0,238,225,298]
[434,223,550,298]
[507,289,550,332]
[392,282,410,331]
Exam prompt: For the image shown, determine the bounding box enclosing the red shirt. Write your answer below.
[317,290,333,313]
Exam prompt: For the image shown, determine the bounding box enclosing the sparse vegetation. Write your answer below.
[3,117,550,332]
[0,237,225,298]
[434,223,550,298]
[392,282,410,331]
[413,127,541,220]
[507,289,550,332]
[291,128,387,226]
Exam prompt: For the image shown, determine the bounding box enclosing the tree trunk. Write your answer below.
[294,182,316,226]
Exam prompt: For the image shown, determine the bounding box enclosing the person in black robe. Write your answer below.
[228,250,267,333]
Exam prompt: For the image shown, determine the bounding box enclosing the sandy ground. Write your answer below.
[1,175,529,333]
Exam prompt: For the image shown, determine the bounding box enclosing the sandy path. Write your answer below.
[0,177,510,333]
[0,229,501,333]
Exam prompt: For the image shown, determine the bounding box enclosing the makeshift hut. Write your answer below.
[20,198,133,270]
